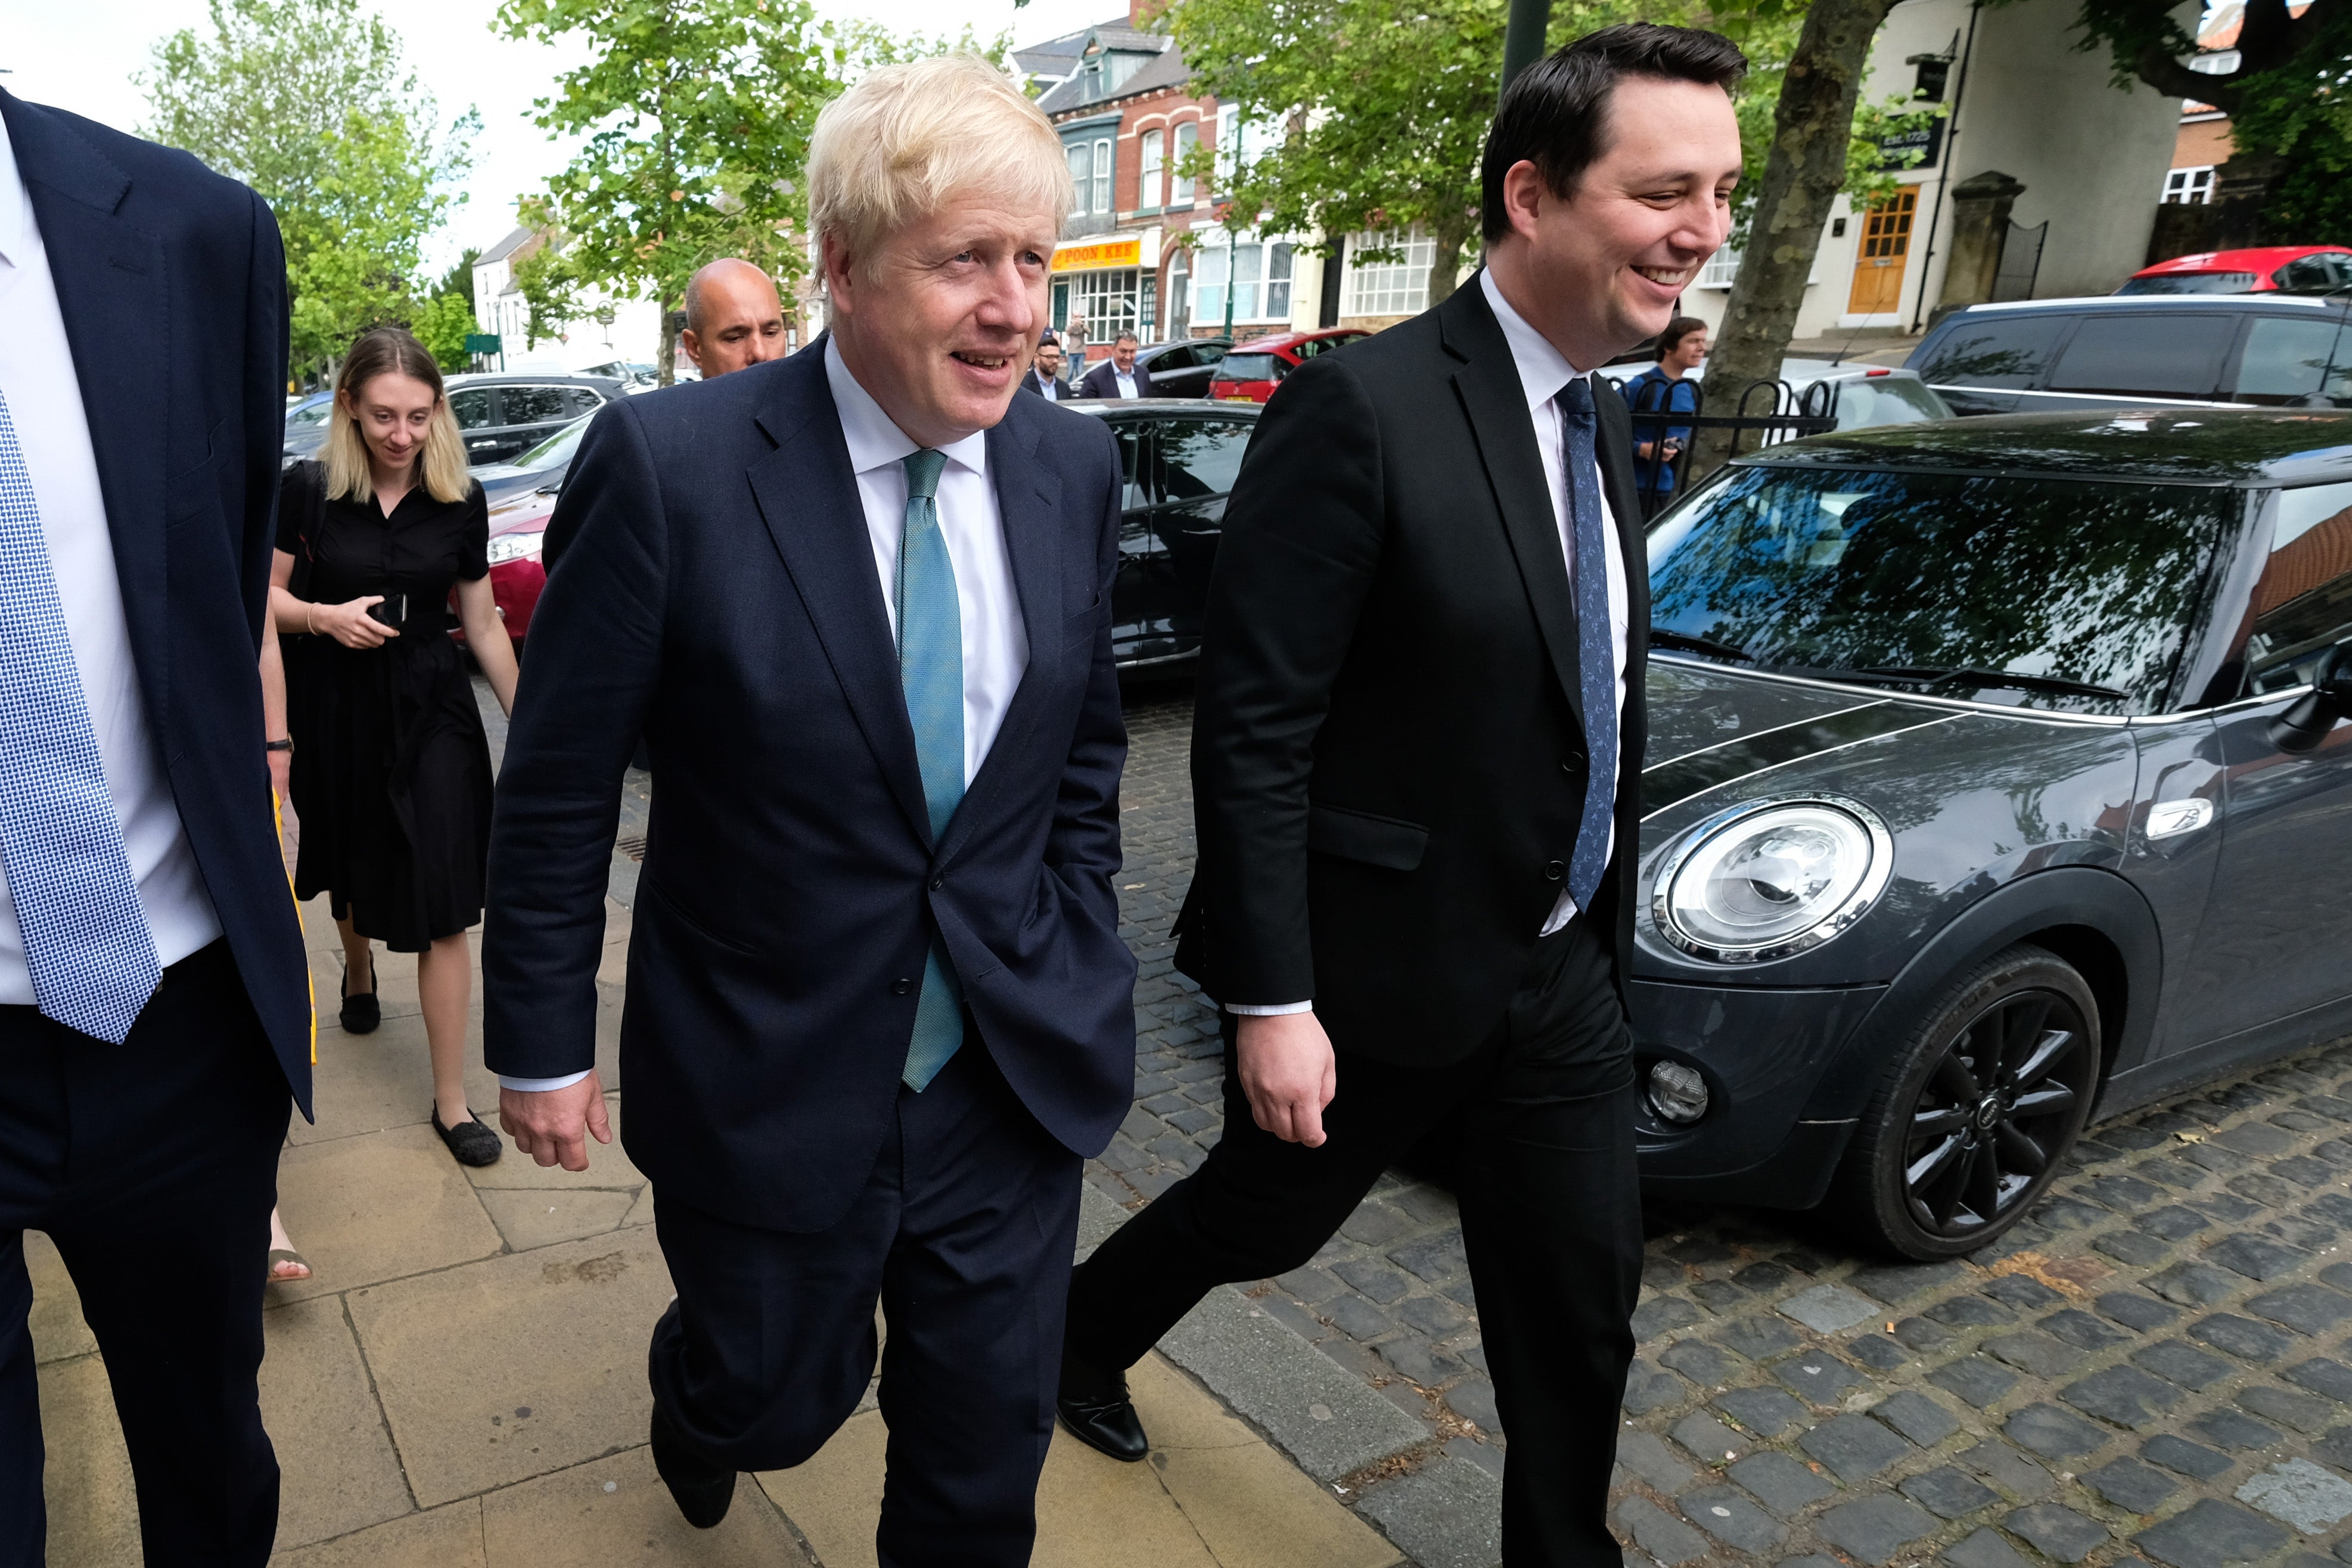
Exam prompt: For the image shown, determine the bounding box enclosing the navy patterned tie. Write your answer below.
[1556,377,1619,914]
[0,389,161,1043]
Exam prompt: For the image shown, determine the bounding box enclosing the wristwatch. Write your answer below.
[265,739,294,753]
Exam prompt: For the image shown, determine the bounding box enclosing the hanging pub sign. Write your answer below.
[1878,117,1947,174]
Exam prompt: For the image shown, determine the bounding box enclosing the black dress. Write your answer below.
[278,462,495,953]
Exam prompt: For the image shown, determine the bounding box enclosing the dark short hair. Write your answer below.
[1656,315,1708,359]
[1480,24,1747,244]
[1114,331,1140,346]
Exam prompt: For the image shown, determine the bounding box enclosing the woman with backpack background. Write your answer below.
[272,326,518,1168]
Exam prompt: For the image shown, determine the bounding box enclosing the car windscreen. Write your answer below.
[2114,272,2258,295]
[1217,353,1286,382]
[1648,466,2236,715]
[514,414,594,469]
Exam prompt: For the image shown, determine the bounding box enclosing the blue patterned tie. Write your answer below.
[1557,378,1619,915]
[896,449,965,1091]
[0,390,160,1043]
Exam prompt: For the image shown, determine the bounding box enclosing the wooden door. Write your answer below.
[1847,189,1918,316]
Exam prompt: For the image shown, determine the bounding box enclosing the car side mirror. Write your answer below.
[2269,643,2352,754]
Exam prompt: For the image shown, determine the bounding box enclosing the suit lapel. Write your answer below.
[1440,281,1587,739]
[936,409,1059,866]
[4,94,171,722]
[1592,377,1651,670]
[747,353,934,845]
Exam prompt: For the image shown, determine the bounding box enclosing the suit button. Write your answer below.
[1562,751,1587,773]
[930,876,945,891]
[1543,859,1567,881]
[891,978,914,995]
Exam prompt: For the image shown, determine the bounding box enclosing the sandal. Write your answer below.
[433,1106,504,1167]
[340,957,379,1034]
[266,1249,313,1283]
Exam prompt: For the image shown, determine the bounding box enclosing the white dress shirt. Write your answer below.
[0,113,222,1008]
[499,338,1034,1092]
[1031,368,1064,402]
[1113,368,1140,400]
[1228,270,1629,1016]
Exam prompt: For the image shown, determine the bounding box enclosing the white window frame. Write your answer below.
[1192,231,1298,323]
[1092,138,1113,218]
[1139,129,1165,210]
[2164,166,2216,206]
[1344,229,1437,316]
[1067,141,1093,217]
[1172,122,1198,205]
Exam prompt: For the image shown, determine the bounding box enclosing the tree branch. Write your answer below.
[2132,39,2239,116]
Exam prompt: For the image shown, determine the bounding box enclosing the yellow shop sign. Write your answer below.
[1052,237,1144,273]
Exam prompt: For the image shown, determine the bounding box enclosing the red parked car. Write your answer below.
[2117,245,2352,296]
[450,487,554,652]
[1208,328,1370,402]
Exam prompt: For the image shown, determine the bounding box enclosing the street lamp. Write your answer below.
[1500,0,1552,105]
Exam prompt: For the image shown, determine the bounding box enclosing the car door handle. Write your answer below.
[2145,798,2214,839]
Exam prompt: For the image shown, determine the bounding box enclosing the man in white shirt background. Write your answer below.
[1077,331,1154,400]
[1054,27,1747,1564]
[1021,333,1071,400]
[483,57,1136,1563]
[0,89,312,1567]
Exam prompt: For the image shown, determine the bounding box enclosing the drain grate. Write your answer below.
[615,835,648,862]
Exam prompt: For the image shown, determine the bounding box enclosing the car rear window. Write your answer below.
[2114,272,2258,295]
[1157,419,1254,501]
[2232,316,2352,405]
[502,385,574,425]
[1218,353,1285,382]
[2273,253,2352,292]
[1829,377,1950,430]
[1912,316,2055,388]
[2046,313,2235,397]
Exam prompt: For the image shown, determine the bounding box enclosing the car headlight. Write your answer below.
[1652,795,1892,963]
[486,531,545,567]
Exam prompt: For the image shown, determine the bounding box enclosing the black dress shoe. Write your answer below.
[650,1403,736,1528]
[1057,1347,1148,1461]
[338,963,379,1034]
[431,1107,504,1167]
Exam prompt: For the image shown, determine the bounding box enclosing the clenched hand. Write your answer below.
[498,1070,614,1171]
[1235,1011,1337,1147]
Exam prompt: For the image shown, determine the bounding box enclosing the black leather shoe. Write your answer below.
[650,1404,735,1528]
[431,1107,504,1167]
[1057,1347,1148,1461]
[338,962,379,1034]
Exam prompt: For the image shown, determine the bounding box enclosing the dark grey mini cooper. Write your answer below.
[1633,410,2352,1259]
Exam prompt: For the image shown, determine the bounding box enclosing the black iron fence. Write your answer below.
[1608,374,1841,516]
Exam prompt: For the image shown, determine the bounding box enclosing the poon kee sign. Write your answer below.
[1052,237,1145,273]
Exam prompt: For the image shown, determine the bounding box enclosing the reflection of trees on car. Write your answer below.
[1648,468,2233,714]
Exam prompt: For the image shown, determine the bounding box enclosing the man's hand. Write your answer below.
[498,1070,614,1171]
[1235,1011,1337,1148]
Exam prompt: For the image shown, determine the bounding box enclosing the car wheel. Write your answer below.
[1829,945,2101,1260]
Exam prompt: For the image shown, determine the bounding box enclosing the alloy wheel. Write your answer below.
[1901,987,2094,1240]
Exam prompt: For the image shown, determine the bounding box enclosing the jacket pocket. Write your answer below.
[1307,802,1428,872]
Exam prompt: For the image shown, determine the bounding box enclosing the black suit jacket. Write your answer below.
[1173,275,1649,1065]
[1018,369,1070,401]
[1077,359,1153,400]
[483,346,1138,1233]
[1,93,310,1106]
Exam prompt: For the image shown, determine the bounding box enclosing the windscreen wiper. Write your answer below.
[1651,629,1754,662]
[1845,665,2128,702]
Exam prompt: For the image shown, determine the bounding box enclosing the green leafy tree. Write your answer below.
[2071,0,2352,239]
[412,290,479,370]
[495,0,862,384]
[139,0,474,381]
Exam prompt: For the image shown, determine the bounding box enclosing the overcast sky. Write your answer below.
[4,0,1116,272]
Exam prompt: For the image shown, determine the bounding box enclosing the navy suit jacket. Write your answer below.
[1077,359,1152,400]
[1,93,310,1109]
[483,346,1138,1233]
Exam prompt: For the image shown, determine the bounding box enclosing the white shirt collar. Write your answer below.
[1478,268,1588,416]
[0,111,30,272]
[824,335,989,480]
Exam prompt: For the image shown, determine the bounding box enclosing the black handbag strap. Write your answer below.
[285,460,327,608]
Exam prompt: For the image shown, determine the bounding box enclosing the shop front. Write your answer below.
[1052,231,1161,352]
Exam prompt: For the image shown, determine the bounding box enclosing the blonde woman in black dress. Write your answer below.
[271,327,519,1166]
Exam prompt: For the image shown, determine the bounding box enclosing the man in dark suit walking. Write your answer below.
[0,92,310,1566]
[1076,332,1153,399]
[484,55,1135,1566]
[1055,26,1746,1562]
[1020,333,1071,400]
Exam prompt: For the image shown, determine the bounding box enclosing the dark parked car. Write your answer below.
[1907,295,2352,416]
[442,372,624,466]
[281,390,336,466]
[1067,399,1259,667]
[1633,410,2352,1257]
[471,412,593,508]
[1130,337,1231,399]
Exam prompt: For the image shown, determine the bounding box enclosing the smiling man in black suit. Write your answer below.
[1055,26,1748,1563]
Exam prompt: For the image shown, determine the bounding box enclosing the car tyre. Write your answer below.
[1828,944,2101,1260]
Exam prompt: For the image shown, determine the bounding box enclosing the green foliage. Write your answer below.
[411,290,479,370]
[437,247,481,314]
[138,0,474,379]
[829,19,1014,73]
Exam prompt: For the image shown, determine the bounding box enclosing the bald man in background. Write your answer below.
[679,259,786,378]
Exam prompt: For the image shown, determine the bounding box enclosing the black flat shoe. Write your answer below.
[431,1107,504,1167]
[651,1403,735,1529]
[338,962,379,1034]
[1057,1346,1148,1462]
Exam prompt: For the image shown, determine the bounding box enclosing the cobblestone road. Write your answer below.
[1104,685,2352,1568]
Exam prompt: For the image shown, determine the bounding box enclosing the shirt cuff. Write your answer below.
[1225,1001,1314,1016]
[496,1070,592,1093]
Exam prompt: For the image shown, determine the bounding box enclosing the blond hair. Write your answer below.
[321,326,472,507]
[807,55,1072,279]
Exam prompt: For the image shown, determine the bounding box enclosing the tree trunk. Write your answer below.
[1692,0,1897,477]
[657,297,681,387]
[1426,210,1474,307]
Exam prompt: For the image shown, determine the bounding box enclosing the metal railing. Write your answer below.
[1611,375,1841,516]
